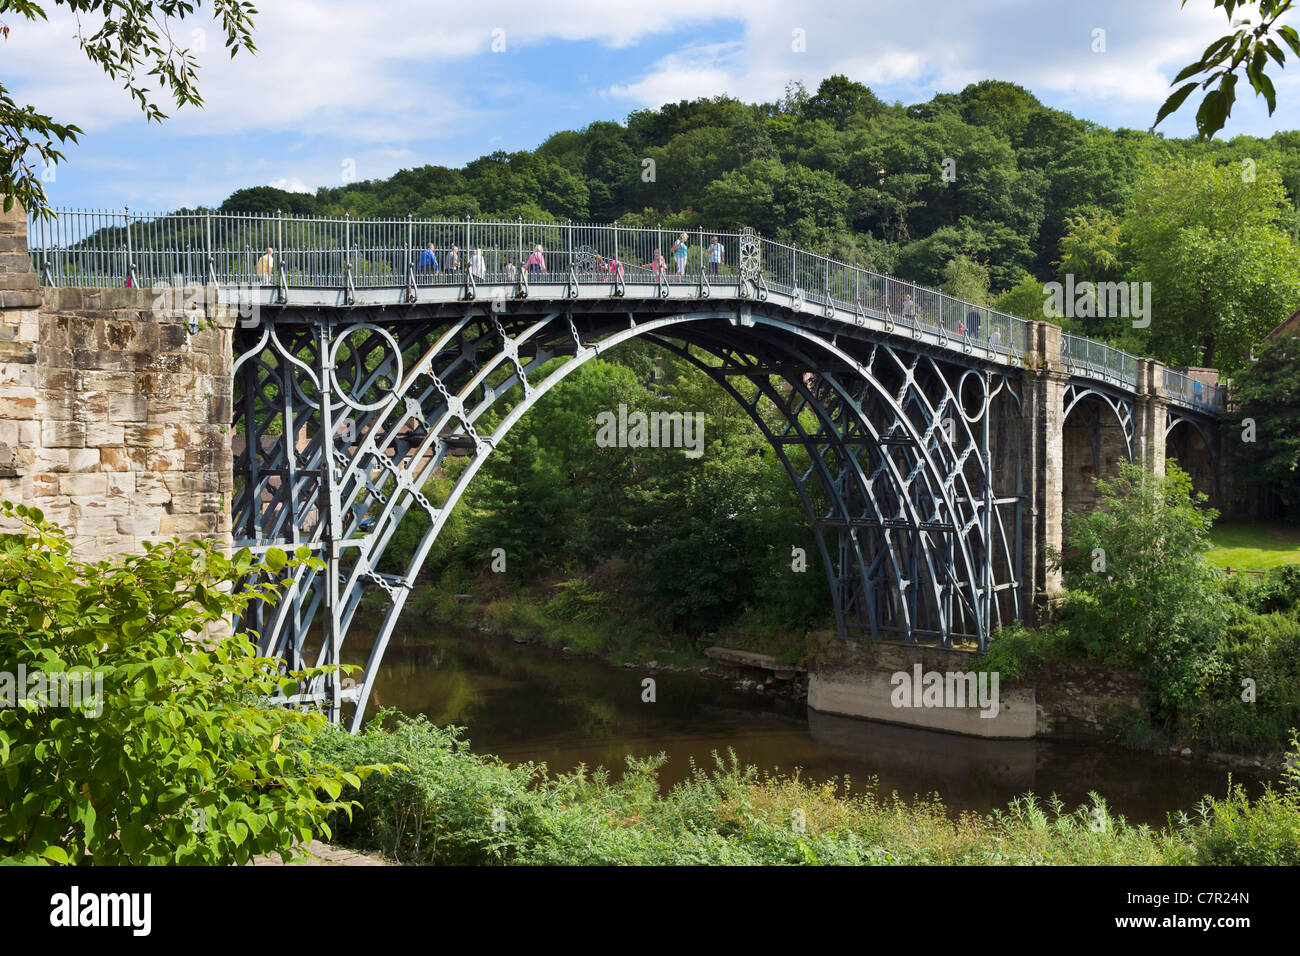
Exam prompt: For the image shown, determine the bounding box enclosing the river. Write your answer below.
[347,621,1273,828]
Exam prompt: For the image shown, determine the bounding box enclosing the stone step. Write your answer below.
[704,646,805,678]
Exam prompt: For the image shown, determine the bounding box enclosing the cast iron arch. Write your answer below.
[232,305,1022,728]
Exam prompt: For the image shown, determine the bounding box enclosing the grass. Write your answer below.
[309,713,1300,866]
[1206,521,1300,572]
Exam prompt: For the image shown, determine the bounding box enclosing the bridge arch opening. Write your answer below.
[1165,416,1218,504]
[1061,385,1134,515]
[233,305,1023,729]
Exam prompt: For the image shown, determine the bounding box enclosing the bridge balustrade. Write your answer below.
[31,206,1195,402]
[1162,366,1223,412]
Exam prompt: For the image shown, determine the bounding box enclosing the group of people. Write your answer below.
[418,242,489,279]
[411,233,728,282]
[644,234,727,276]
[253,238,1001,349]
[899,293,1003,346]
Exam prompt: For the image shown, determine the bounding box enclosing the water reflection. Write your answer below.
[345,621,1272,827]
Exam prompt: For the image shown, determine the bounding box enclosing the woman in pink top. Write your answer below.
[526,244,547,274]
[644,248,665,274]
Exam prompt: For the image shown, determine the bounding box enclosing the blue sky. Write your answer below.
[6,0,1299,213]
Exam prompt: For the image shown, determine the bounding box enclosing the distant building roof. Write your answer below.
[1264,305,1300,342]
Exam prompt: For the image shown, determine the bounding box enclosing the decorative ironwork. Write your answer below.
[738,228,761,280]
[234,297,1027,730]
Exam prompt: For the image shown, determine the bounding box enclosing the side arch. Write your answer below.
[1061,380,1135,516]
[1165,411,1220,503]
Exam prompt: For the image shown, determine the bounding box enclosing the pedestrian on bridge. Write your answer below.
[671,233,689,275]
[645,249,666,274]
[256,247,275,285]
[470,248,486,280]
[417,242,439,274]
[446,245,461,273]
[902,293,917,324]
[707,236,724,275]
[526,244,547,274]
[505,258,517,280]
[966,306,982,340]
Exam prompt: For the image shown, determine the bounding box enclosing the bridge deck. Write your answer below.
[218,274,1217,416]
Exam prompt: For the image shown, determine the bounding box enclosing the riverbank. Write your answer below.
[308,711,1300,866]
[365,578,812,699]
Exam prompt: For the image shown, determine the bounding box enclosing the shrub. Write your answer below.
[976,622,1068,683]
[1184,612,1300,752]
[1224,565,1300,616]
[1055,463,1229,722]
[0,501,382,865]
[1191,783,1300,865]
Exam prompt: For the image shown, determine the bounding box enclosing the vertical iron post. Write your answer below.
[124,205,134,286]
[316,319,342,724]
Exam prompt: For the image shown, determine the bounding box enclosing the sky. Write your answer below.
[5,0,1300,212]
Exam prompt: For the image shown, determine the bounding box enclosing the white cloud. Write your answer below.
[268,177,313,194]
[606,42,747,103]
[601,0,1289,134]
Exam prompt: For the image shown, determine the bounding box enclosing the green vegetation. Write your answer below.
[1155,1,1300,140]
[982,463,1300,754]
[0,502,384,865]
[1207,522,1300,570]
[1228,334,1300,506]
[308,712,1300,865]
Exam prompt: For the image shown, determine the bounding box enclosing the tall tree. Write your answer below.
[803,74,884,129]
[1125,158,1300,370]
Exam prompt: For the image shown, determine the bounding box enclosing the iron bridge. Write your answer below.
[30,210,1225,730]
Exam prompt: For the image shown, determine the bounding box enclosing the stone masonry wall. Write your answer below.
[0,205,234,557]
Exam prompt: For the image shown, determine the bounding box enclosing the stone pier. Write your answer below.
[0,205,234,556]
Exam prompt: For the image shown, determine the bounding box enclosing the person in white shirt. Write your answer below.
[256,247,275,285]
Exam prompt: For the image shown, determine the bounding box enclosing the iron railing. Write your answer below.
[1060,332,1139,388]
[29,206,1212,403]
[1163,367,1223,412]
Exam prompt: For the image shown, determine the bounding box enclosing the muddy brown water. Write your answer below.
[342,622,1275,828]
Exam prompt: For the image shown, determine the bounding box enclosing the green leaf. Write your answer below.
[1155,82,1198,128]
[41,845,69,864]
[1278,24,1300,57]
